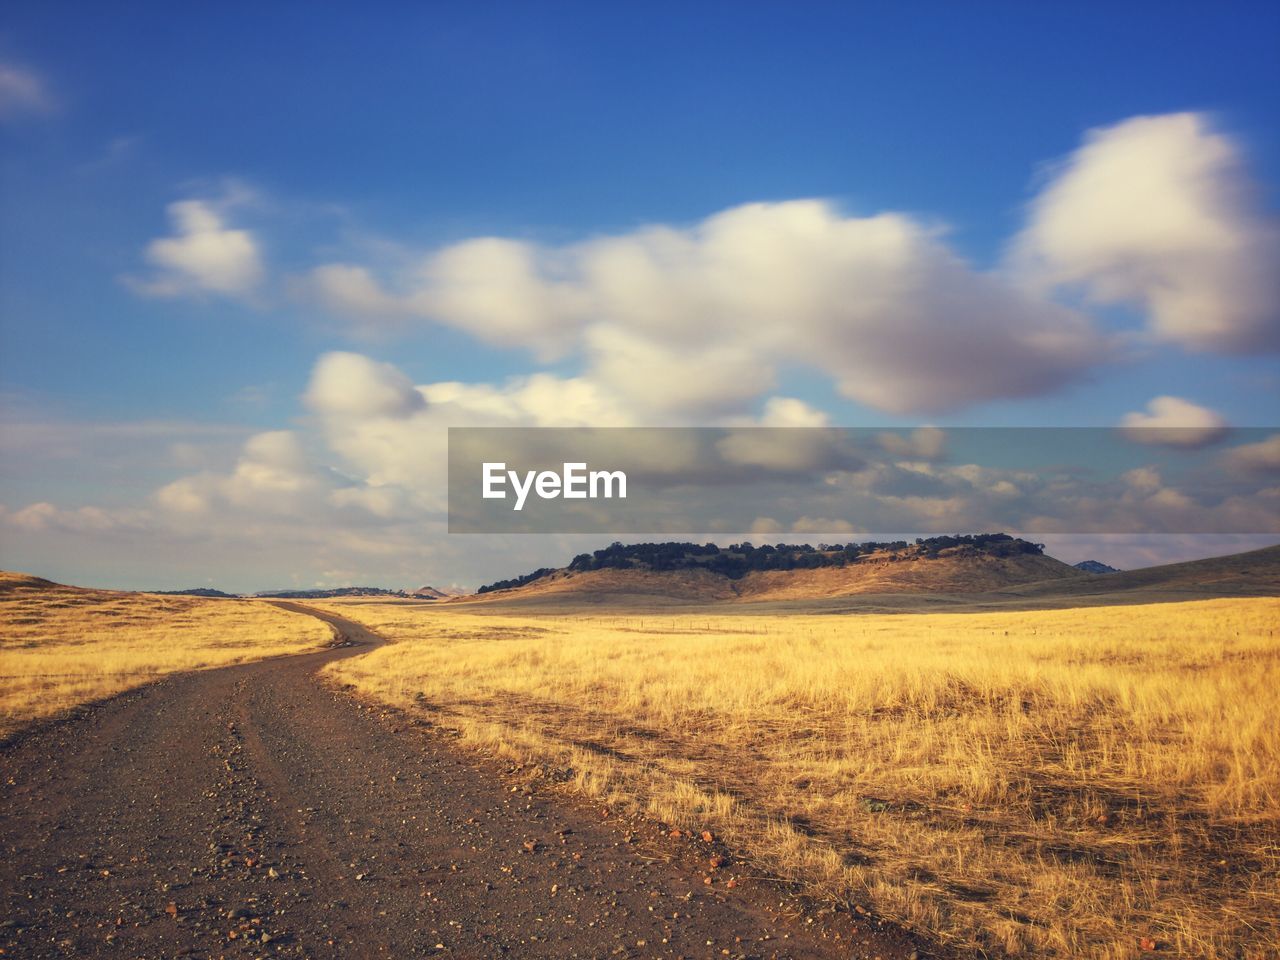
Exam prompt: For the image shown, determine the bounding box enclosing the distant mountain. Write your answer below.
[253,585,448,600]
[153,587,239,598]
[1073,560,1120,575]
[407,585,452,599]
[254,586,411,599]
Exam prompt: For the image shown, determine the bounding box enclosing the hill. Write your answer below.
[777,544,1280,614]
[408,585,454,599]
[1008,544,1280,603]
[153,587,239,598]
[0,570,64,594]
[470,535,1085,604]
[253,586,434,600]
[0,569,331,739]
[1073,560,1120,575]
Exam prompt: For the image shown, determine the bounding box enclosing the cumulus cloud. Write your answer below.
[305,352,426,419]
[131,199,264,298]
[1011,112,1280,352]
[715,429,862,475]
[420,238,592,360]
[878,426,947,461]
[155,430,328,518]
[8,501,148,534]
[1120,396,1230,447]
[1222,433,1280,475]
[1023,463,1280,535]
[0,63,53,118]
[294,116,1280,418]
[584,323,776,419]
[306,264,408,320]
[789,516,860,534]
[303,199,1107,416]
[9,367,1279,590]
[755,398,830,428]
[298,353,639,511]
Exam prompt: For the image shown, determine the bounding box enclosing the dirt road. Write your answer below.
[1,605,927,959]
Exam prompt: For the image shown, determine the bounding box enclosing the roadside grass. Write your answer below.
[0,572,332,738]
[320,597,1280,959]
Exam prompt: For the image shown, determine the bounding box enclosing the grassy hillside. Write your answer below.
[322,596,1280,958]
[0,571,333,738]
[1009,544,1280,601]
[471,545,1280,614]
[470,534,1083,604]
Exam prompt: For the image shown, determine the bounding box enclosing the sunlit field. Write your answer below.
[322,597,1280,958]
[0,572,332,738]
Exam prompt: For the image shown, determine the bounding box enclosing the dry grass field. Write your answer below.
[321,597,1280,959]
[0,571,333,738]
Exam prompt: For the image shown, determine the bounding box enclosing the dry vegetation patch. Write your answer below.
[0,571,332,737]
[321,597,1280,958]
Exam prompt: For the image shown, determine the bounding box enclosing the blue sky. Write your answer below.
[1,2,1278,589]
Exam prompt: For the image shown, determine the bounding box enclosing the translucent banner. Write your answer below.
[447,427,1280,534]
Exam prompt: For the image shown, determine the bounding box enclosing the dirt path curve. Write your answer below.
[1,604,929,960]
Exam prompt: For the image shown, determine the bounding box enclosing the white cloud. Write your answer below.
[1011,112,1280,352]
[307,364,634,505]
[748,517,785,535]
[878,426,947,461]
[790,516,860,534]
[1222,433,1280,475]
[1120,396,1230,447]
[756,397,830,428]
[8,501,148,534]
[303,199,1107,416]
[155,430,327,519]
[305,352,426,419]
[131,199,264,298]
[293,116,1278,420]
[715,428,860,475]
[418,238,592,360]
[1123,465,1164,495]
[583,324,775,419]
[306,264,407,320]
[0,63,53,118]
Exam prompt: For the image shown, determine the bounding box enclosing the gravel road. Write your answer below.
[1,604,931,959]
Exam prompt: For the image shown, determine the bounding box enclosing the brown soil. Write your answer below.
[0,604,937,960]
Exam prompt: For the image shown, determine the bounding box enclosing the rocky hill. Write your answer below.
[472,535,1084,603]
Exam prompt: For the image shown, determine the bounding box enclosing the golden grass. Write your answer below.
[320,597,1280,958]
[0,572,332,737]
